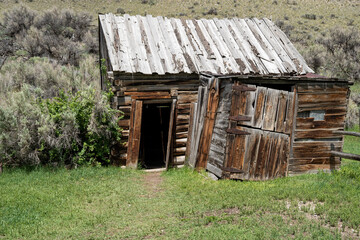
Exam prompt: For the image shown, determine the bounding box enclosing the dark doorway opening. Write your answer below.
[139,103,171,169]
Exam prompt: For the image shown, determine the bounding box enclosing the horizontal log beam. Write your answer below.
[331,151,360,161]
[333,130,360,138]
[232,85,256,92]
[226,128,251,135]
[229,115,252,121]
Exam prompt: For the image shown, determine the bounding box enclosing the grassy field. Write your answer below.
[1,140,360,239]
[1,0,359,48]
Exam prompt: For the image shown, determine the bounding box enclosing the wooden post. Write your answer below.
[184,103,195,164]
[165,99,177,170]
[126,100,143,169]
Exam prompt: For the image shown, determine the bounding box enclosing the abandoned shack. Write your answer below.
[99,13,350,180]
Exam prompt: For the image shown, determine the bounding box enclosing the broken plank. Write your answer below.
[226,128,251,135]
[229,115,252,121]
[232,85,256,92]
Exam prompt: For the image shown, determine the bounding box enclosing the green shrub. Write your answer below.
[2,5,36,38]
[0,6,98,65]
[0,55,100,98]
[0,86,44,167]
[317,27,360,82]
[0,86,122,168]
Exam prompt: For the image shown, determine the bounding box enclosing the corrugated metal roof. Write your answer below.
[99,13,314,76]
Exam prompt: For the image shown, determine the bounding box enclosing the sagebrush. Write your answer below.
[0,85,121,168]
[0,5,97,66]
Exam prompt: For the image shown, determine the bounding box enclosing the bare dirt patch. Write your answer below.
[141,172,164,198]
[285,200,359,239]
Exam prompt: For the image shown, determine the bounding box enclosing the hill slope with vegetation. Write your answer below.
[0,7,122,168]
[0,1,359,168]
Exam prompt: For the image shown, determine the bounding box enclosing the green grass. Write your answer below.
[343,125,360,164]
[1,159,360,239]
[1,130,360,239]
[350,82,360,94]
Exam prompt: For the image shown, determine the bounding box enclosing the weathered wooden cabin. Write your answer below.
[99,13,350,179]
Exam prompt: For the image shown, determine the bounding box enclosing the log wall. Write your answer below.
[289,83,349,175]
[110,73,199,167]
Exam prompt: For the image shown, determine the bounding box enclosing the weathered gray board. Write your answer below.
[188,85,209,168]
[289,83,349,175]
[99,14,314,76]
[190,77,296,180]
[206,81,233,177]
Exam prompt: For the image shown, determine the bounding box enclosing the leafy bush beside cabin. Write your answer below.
[0,6,122,168]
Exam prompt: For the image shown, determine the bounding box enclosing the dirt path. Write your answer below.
[142,172,164,197]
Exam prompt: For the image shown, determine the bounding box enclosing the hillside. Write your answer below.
[4,0,355,126]
[1,0,359,47]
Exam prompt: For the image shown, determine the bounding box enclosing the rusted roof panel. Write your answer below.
[99,13,314,76]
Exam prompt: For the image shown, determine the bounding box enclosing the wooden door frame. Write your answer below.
[126,98,176,169]
[126,99,143,168]
[165,99,177,169]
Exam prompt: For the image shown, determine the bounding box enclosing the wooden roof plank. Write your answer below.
[245,18,287,74]
[102,14,119,70]
[213,18,251,74]
[130,16,152,74]
[263,18,314,74]
[99,14,314,77]
[146,15,174,73]
[170,18,199,73]
[206,19,242,74]
[185,19,217,74]
[114,16,132,73]
[253,18,297,73]
[197,19,228,74]
[123,14,142,73]
[159,17,190,73]
[225,18,265,74]
[138,15,165,74]
[234,18,280,74]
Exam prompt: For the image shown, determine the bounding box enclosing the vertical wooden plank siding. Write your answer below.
[188,86,208,168]
[252,87,267,128]
[285,92,295,134]
[275,91,287,133]
[126,100,143,168]
[207,81,233,177]
[222,83,295,180]
[196,78,220,169]
[126,100,136,167]
[262,89,279,131]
